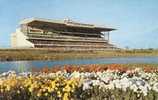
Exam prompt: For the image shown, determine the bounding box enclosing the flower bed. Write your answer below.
[0,64,158,100]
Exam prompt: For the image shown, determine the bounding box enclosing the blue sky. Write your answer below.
[0,0,158,48]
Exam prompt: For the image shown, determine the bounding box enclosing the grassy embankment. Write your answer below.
[0,48,158,61]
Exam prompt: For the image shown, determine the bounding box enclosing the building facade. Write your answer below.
[11,18,117,50]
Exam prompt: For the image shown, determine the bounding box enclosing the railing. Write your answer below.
[27,33,105,40]
[32,46,116,51]
[27,37,107,43]
[60,31,103,36]
[29,41,107,45]
[34,43,114,48]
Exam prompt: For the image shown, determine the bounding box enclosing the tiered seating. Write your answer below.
[27,33,108,43]
[26,31,116,50]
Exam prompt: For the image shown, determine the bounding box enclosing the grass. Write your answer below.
[0,48,158,61]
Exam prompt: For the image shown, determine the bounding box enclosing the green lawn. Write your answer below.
[0,48,158,61]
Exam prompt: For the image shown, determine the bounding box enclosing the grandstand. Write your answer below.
[11,18,117,50]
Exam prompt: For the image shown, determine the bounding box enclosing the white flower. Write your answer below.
[130,84,138,92]
[91,80,100,86]
[152,82,158,92]
[70,71,80,78]
[108,81,115,90]
[134,68,142,72]
[82,80,92,90]
[19,72,32,77]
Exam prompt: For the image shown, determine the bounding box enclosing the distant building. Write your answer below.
[11,18,117,50]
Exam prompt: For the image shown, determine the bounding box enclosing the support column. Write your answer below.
[107,31,110,43]
[102,32,110,42]
[26,24,29,35]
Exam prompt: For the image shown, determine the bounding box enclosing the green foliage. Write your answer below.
[76,87,158,100]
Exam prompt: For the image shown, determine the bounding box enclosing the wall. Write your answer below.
[11,28,34,48]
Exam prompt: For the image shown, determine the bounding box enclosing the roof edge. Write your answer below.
[19,17,116,30]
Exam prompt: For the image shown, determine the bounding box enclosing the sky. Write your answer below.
[0,0,158,49]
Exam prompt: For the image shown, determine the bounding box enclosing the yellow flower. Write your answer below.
[28,87,33,92]
[0,89,4,93]
[6,85,11,91]
[17,90,20,94]
[44,93,48,96]
[51,81,56,89]
[63,93,69,100]
[57,91,62,97]
[56,83,59,86]
[37,92,41,97]
[47,87,53,93]
[63,85,71,92]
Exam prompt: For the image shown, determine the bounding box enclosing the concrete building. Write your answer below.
[11,18,117,50]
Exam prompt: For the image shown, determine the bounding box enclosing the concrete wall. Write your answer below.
[11,33,17,47]
[11,28,34,48]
